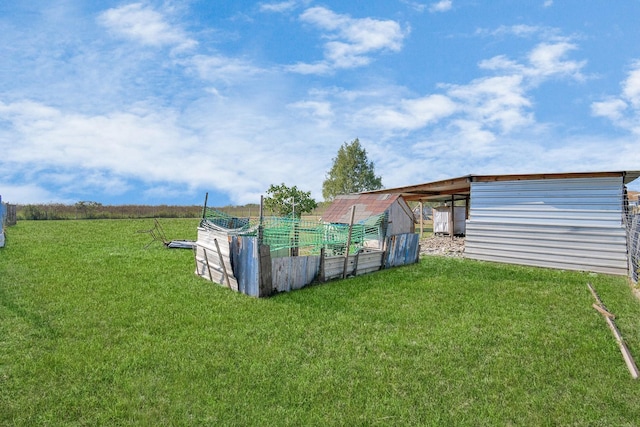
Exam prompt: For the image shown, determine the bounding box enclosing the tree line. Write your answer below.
[17,202,333,221]
[17,203,206,220]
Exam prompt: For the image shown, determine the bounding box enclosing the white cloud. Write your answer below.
[592,61,640,135]
[476,24,558,40]
[286,61,333,75]
[186,54,265,84]
[429,0,452,13]
[0,183,68,205]
[591,99,627,121]
[0,94,347,204]
[288,100,334,126]
[543,0,553,7]
[290,6,407,73]
[623,61,640,108]
[445,75,533,133]
[401,1,427,13]
[479,41,586,85]
[352,38,586,157]
[479,55,525,73]
[355,94,457,131]
[260,1,299,13]
[526,42,586,81]
[97,3,197,51]
[4,2,636,206]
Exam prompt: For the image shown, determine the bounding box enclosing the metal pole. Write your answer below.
[258,195,264,245]
[201,192,209,219]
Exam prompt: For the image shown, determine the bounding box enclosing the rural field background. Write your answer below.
[1,219,640,425]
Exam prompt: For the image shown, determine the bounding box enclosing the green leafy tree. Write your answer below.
[264,183,317,218]
[322,138,383,200]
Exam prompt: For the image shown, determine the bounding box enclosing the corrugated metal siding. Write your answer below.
[385,233,420,267]
[465,177,629,275]
[231,236,261,297]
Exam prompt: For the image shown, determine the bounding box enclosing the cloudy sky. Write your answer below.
[1,0,639,206]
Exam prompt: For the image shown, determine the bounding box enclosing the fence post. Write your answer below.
[342,205,356,279]
[259,244,272,297]
[201,192,209,219]
[319,247,326,282]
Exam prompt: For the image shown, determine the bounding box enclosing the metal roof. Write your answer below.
[321,193,404,224]
[364,171,640,202]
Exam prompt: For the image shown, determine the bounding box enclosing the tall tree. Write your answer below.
[263,183,317,218]
[322,138,383,201]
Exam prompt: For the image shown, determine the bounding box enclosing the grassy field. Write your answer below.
[1,219,640,426]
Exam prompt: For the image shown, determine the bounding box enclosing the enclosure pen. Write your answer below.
[195,207,419,296]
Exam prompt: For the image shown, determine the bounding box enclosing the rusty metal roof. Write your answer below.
[321,193,402,224]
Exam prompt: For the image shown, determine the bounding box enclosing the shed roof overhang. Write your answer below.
[363,170,640,203]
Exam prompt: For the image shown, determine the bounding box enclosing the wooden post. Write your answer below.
[342,205,357,279]
[465,194,470,222]
[449,195,454,239]
[214,238,232,289]
[588,283,639,379]
[352,249,362,276]
[419,201,424,237]
[202,247,214,282]
[258,244,272,297]
[319,247,326,282]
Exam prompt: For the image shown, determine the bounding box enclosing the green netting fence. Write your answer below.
[200,207,387,256]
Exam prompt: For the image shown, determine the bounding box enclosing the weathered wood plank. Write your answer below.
[195,226,240,291]
[322,250,384,280]
[259,244,273,297]
[194,256,239,291]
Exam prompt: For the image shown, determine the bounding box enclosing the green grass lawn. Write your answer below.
[1,219,640,426]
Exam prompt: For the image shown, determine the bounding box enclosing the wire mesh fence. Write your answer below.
[627,212,639,283]
[200,207,387,257]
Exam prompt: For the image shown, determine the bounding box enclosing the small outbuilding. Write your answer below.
[365,171,640,278]
[322,193,415,249]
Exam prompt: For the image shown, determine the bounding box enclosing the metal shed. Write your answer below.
[365,171,640,277]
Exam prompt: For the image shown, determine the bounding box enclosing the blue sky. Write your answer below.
[1,0,639,206]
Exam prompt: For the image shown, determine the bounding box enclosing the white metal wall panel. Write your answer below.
[465,177,628,275]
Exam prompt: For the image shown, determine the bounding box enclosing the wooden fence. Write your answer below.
[195,228,420,297]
